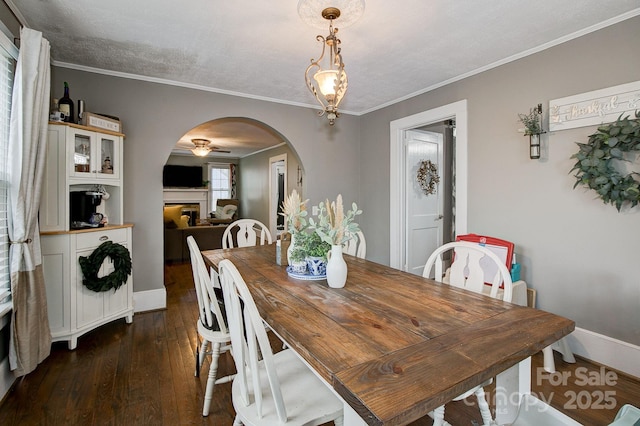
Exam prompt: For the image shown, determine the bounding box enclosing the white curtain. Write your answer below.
[8,28,51,377]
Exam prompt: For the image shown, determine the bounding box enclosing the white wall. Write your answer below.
[359,16,640,346]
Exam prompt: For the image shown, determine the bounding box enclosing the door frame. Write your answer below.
[389,100,468,270]
[269,154,287,238]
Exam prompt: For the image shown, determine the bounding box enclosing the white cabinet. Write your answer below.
[41,122,133,350]
[41,123,124,233]
[41,226,134,350]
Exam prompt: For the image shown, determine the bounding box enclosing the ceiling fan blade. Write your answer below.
[210,147,231,153]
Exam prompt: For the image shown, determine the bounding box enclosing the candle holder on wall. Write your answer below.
[518,103,545,159]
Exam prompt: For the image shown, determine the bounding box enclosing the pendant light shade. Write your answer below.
[303,5,355,125]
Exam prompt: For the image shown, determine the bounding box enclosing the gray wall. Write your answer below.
[359,16,640,345]
[50,16,639,346]
[51,68,361,296]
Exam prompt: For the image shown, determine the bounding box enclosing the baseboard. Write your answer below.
[133,288,166,312]
[0,356,15,404]
[565,327,640,379]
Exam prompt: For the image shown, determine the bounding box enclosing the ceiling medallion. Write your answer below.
[302,1,363,125]
[298,0,365,29]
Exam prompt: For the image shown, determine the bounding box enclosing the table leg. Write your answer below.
[495,357,532,424]
[343,402,369,426]
[495,357,582,425]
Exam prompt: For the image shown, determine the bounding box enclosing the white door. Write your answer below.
[405,130,444,275]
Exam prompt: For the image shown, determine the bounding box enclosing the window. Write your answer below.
[0,30,17,320]
[208,163,231,211]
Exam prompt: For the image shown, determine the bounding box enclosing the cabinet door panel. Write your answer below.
[40,127,67,232]
[41,236,70,335]
[104,276,130,316]
[102,241,131,316]
[75,248,105,328]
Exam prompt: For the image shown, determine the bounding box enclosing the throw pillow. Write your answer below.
[163,205,184,228]
[214,206,225,218]
[222,204,237,219]
[178,215,190,229]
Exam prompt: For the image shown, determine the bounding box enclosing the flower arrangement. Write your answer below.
[280,189,308,234]
[518,106,542,135]
[309,194,362,246]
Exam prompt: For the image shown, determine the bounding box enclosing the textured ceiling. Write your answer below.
[9,0,640,156]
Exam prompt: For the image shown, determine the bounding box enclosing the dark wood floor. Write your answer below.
[0,261,638,425]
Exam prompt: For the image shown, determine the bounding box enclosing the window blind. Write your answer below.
[0,31,17,320]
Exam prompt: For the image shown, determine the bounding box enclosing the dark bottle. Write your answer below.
[58,81,74,123]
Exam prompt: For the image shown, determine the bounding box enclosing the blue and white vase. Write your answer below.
[306,256,327,276]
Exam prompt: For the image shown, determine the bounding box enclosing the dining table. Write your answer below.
[202,244,575,426]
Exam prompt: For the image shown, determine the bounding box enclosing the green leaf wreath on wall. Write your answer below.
[570,111,640,211]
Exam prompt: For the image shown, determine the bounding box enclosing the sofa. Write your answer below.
[163,204,232,263]
[164,224,228,263]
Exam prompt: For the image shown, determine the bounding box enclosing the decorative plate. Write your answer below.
[286,266,326,281]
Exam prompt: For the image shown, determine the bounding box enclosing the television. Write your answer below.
[162,165,203,188]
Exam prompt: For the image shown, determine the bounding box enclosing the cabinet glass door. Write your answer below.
[97,135,119,178]
[97,134,119,179]
[73,134,92,175]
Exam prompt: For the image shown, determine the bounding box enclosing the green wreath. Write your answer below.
[79,241,132,292]
[570,111,640,211]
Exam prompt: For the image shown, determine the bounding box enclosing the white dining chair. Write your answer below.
[186,236,234,416]
[218,258,344,426]
[423,241,514,426]
[222,218,273,249]
[343,230,366,259]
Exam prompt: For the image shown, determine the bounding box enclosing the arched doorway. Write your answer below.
[162,117,304,263]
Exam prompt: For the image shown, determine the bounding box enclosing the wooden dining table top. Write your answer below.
[202,244,575,426]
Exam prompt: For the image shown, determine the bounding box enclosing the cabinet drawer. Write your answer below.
[75,228,128,250]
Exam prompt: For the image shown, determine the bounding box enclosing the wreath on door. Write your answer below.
[417,160,440,195]
[79,241,132,292]
[570,111,640,211]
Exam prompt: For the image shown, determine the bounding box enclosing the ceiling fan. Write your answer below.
[190,138,231,156]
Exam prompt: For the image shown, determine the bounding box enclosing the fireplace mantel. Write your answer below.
[163,188,209,219]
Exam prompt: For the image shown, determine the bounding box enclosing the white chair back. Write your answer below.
[219,258,288,421]
[222,218,273,249]
[423,241,513,302]
[423,241,513,426]
[343,230,366,259]
[187,236,228,334]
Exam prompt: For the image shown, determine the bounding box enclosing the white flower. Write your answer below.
[309,194,362,246]
[280,189,308,234]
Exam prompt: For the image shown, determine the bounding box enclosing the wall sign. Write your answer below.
[549,80,640,131]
